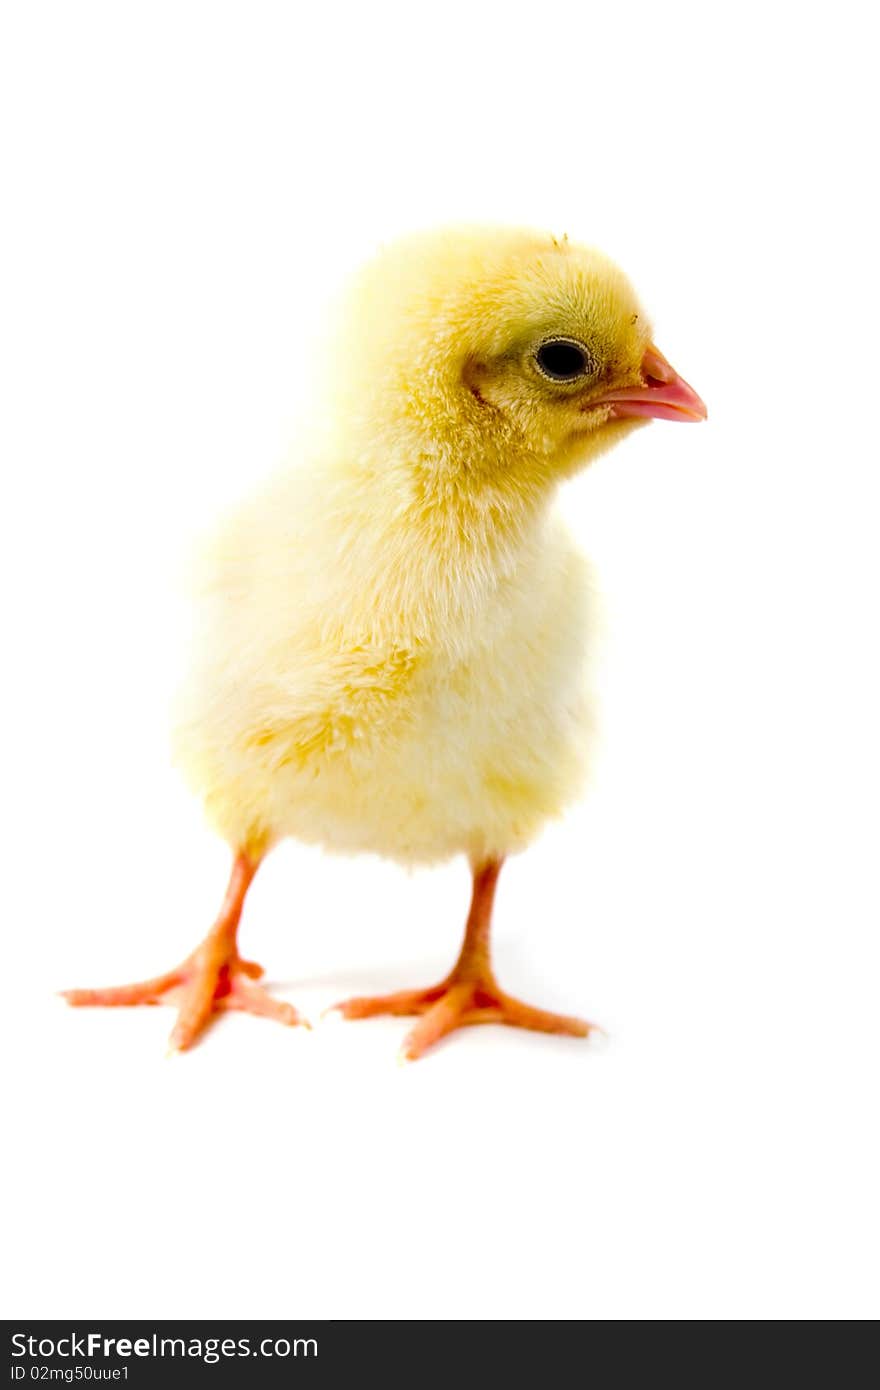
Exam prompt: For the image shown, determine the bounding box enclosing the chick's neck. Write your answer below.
[318,419,558,652]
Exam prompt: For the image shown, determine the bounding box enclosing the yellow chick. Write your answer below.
[64,227,706,1059]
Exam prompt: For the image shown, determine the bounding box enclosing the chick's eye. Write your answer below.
[535,339,590,383]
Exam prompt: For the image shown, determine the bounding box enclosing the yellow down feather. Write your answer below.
[173,226,652,864]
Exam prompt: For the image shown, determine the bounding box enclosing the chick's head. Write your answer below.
[334,226,706,490]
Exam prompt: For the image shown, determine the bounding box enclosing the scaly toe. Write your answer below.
[222,974,310,1029]
[331,984,447,1020]
[495,994,593,1037]
[61,968,186,1009]
[399,982,478,1060]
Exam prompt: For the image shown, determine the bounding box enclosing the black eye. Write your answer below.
[535,338,589,382]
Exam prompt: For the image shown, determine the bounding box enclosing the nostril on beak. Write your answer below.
[641,344,676,385]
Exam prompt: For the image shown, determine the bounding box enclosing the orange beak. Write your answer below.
[592,344,707,423]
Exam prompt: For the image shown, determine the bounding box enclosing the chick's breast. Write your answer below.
[173,467,595,867]
[378,521,595,866]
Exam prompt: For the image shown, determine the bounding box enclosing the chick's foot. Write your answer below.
[332,858,594,1060]
[63,951,305,1051]
[335,975,592,1061]
[62,852,308,1051]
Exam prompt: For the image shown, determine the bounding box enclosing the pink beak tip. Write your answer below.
[592,343,708,424]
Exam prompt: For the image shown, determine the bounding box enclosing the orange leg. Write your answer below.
[333,859,594,1060]
[62,852,308,1051]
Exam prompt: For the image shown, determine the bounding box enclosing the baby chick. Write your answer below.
[65,227,706,1059]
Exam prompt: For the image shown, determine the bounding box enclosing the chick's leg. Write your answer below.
[63,851,307,1051]
[334,859,594,1060]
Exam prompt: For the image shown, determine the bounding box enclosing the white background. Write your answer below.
[2,0,878,1321]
